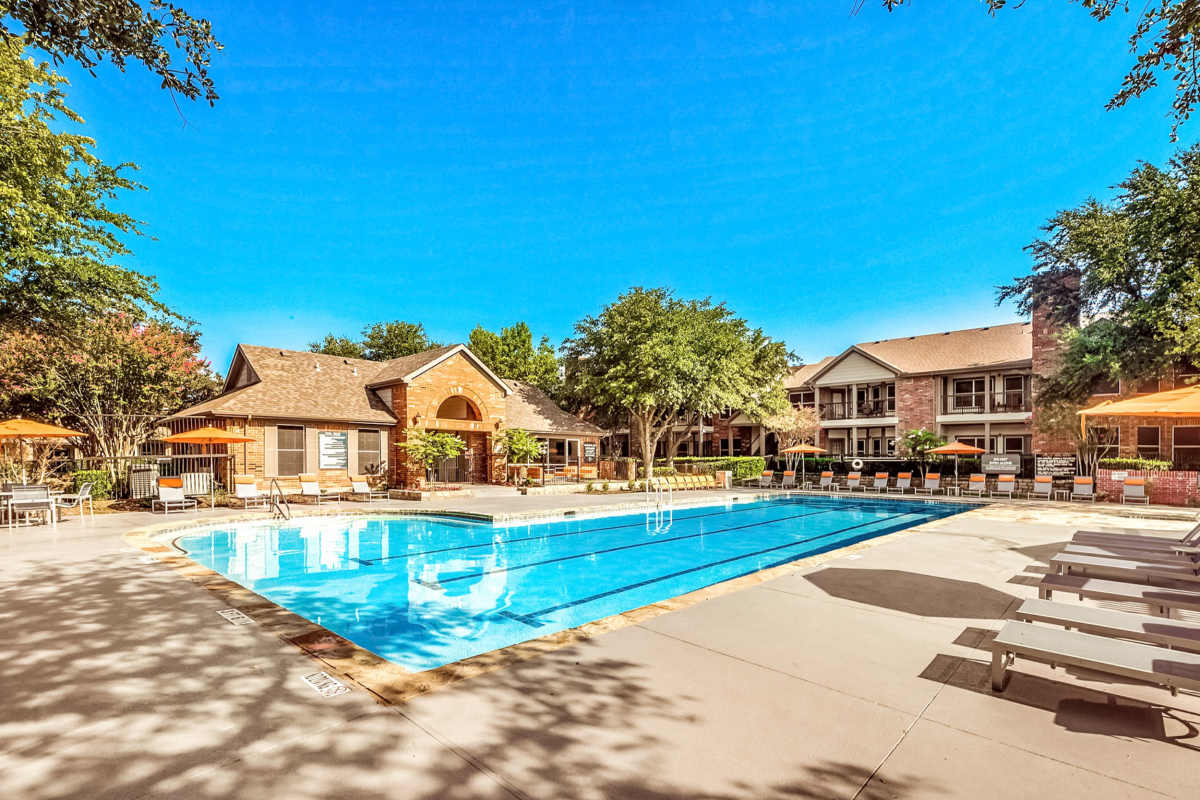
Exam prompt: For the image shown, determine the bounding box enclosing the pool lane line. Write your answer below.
[421,505,876,590]
[497,511,925,627]
[354,496,893,566]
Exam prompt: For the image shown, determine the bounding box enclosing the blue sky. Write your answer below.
[54,1,1190,371]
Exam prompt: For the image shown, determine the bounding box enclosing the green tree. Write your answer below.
[0,313,221,467]
[562,287,789,481]
[999,145,1200,404]
[0,42,169,334]
[468,321,561,395]
[308,320,438,361]
[499,427,543,484]
[395,429,466,484]
[883,1,1200,139]
[899,428,946,477]
[3,0,222,103]
[307,334,366,359]
[361,320,438,360]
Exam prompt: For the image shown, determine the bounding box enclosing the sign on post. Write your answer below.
[981,454,1020,474]
[583,442,597,462]
[318,431,348,470]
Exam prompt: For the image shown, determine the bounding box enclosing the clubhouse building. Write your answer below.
[168,344,605,487]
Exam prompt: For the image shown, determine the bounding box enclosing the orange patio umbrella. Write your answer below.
[780,443,827,484]
[1078,385,1200,436]
[0,418,86,483]
[163,426,254,507]
[927,440,986,483]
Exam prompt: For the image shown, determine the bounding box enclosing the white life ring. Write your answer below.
[850,458,864,471]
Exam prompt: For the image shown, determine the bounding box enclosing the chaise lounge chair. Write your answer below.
[868,472,890,494]
[914,473,941,496]
[350,475,389,502]
[845,471,863,492]
[298,474,345,504]
[887,472,912,494]
[1070,476,1095,502]
[152,477,198,514]
[233,475,268,509]
[964,473,987,498]
[778,470,797,489]
[817,471,837,492]
[1029,475,1054,500]
[990,474,1016,499]
[1122,477,1150,504]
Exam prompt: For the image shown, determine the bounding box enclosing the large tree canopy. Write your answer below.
[2,0,221,102]
[999,144,1200,405]
[309,320,440,361]
[468,321,561,396]
[562,287,789,478]
[883,0,1200,139]
[0,41,168,334]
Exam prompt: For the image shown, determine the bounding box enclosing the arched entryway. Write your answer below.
[436,396,481,421]
[431,395,485,483]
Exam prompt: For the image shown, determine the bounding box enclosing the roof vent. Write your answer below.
[314,362,321,372]
[352,367,358,376]
[981,326,990,330]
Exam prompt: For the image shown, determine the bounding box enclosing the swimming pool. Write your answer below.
[176,495,968,671]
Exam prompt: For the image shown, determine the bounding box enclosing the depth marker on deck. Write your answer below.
[216,608,255,626]
[302,671,350,698]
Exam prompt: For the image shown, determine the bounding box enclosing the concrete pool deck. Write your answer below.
[2,491,1199,798]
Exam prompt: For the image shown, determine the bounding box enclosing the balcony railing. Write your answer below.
[943,391,1031,415]
[820,401,895,420]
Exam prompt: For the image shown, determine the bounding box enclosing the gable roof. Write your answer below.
[803,322,1032,384]
[170,345,397,424]
[365,344,511,394]
[504,381,607,436]
[783,357,834,389]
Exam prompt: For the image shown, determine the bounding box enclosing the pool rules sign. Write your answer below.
[318,431,348,470]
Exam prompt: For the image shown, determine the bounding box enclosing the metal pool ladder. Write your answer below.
[645,476,673,533]
[269,478,291,520]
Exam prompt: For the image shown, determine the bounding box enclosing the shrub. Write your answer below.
[653,467,678,477]
[664,456,767,480]
[601,481,610,491]
[70,469,113,499]
[1099,457,1173,472]
[585,481,595,492]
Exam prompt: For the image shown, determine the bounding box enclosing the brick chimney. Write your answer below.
[1030,272,1080,455]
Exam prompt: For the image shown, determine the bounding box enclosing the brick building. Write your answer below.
[167,344,604,488]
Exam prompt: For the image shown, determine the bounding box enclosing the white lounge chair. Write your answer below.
[7,484,56,527]
[964,473,987,498]
[777,470,797,490]
[1071,476,1095,502]
[1038,573,1200,616]
[1122,477,1150,504]
[887,472,912,494]
[845,471,863,491]
[991,620,1200,694]
[350,475,388,501]
[1029,475,1054,500]
[868,472,890,493]
[914,473,941,495]
[817,471,837,492]
[234,475,268,509]
[54,482,94,520]
[298,474,345,504]
[1049,551,1200,585]
[990,474,1016,499]
[152,477,198,514]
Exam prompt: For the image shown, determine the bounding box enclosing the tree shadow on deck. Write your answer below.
[0,551,948,799]
[804,568,1019,619]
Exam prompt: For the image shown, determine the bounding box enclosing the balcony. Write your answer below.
[942,390,1031,415]
[820,401,895,421]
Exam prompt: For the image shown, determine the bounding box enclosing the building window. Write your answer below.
[277,426,305,476]
[1173,426,1200,468]
[998,376,1027,410]
[1094,426,1119,459]
[952,378,985,410]
[886,383,896,413]
[1090,375,1120,395]
[789,390,815,408]
[1136,426,1160,459]
[358,429,382,474]
[956,436,987,452]
[1001,436,1025,454]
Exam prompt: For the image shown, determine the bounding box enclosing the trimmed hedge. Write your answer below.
[665,456,766,480]
[1099,457,1173,472]
[70,469,113,499]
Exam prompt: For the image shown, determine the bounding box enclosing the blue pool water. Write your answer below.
[177,495,967,671]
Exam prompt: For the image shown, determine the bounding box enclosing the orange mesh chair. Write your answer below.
[869,472,890,493]
[915,473,941,495]
[152,477,197,514]
[818,471,836,492]
[1030,475,1054,500]
[234,474,267,509]
[1122,477,1149,504]
[991,474,1016,499]
[964,473,988,498]
[845,471,863,491]
[888,472,912,494]
[1071,476,1095,502]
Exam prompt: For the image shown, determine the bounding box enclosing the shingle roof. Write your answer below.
[797,322,1032,385]
[362,344,464,388]
[855,322,1032,375]
[169,345,397,424]
[783,357,834,389]
[504,380,607,436]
